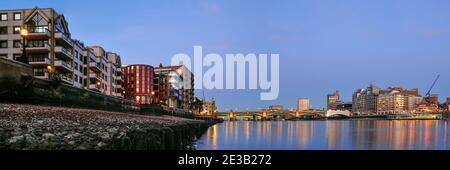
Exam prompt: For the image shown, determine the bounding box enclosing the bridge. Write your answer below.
[325,110,351,118]
[216,110,326,121]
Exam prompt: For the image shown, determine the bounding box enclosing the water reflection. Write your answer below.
[196,120,450,150]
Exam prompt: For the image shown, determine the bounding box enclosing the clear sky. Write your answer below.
[2,0,450,111]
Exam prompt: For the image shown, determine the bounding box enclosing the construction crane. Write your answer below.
[425,74,440,98]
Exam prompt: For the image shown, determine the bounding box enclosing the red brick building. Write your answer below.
[122,64,154,105]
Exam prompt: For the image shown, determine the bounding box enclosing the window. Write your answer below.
[0,54,6,58]
[0,40,7,48]
[0,27,7,34]
[26,40,48,47]
[13,13,21,20]
[13,40,21,48]
[13,26,20,34]
[0,13,7,21]
[33,68,47,77]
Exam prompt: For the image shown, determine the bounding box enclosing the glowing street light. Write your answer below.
[19,28,29,64]
[20,29,28,36]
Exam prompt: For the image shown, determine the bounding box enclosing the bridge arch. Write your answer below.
[326,110,351,117]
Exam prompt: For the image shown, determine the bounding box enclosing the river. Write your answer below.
[195,120,450,150]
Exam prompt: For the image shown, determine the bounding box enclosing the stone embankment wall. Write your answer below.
[0,104,210,150]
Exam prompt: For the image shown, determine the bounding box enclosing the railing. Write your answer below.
[28,26,49,33]
[33,71,47,77]
[55,60,72,70]
[56,32,73,45]
[28,57,47,62]
[26,42,50,48]
[59,75,73,83]
[60,60,71,68]
[61,47,71,56]
[55,46,73,58]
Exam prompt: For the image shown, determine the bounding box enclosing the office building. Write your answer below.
[327,90,340,110]
[297,98,310,112]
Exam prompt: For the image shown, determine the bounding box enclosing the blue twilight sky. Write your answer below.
[2,0,450,111]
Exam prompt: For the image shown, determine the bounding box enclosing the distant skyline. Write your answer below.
[1,0,449,111]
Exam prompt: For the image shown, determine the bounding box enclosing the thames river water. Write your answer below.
[195,120,450,150]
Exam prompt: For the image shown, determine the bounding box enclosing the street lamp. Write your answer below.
[20,28,28,64]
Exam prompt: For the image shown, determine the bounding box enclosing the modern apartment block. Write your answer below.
[297,98,310,112]
[153,65,194,112]
[352,85,380,115]
[201,100,217,116]
[0,8,77,84]
[0,7,123,98]
[327,90,340,110]
[376,87,420,115]
[447,98,450,111]
[122,64,154,105]
[352,85,423,115]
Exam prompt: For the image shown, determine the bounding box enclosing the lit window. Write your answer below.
[13,13,21,20]
[0,13,7,21]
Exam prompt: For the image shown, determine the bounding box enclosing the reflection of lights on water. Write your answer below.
[199,120,445,150]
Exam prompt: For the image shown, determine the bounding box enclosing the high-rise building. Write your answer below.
[297,98,310,111]
[153,65,194,112]
[0,7,123,98]
[327,90,340,110]
[122,64,154,105]
[352,84,380,115]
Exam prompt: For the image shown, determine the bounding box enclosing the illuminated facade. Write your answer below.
[352,85,380,115]
[327,90,340,110]
[0,8,78,85]
[297,98,310,112]
[201,100,217,116]
[0,7,123,98]
[122,64,154,105]
[154,65,194,112]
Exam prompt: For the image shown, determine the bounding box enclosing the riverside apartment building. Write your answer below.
[0,7,123,98]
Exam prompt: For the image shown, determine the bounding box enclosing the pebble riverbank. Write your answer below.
[0,104,211,150]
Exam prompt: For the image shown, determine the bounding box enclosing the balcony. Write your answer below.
[116,76,123,82]
[26,43,51,53]
[28,57,51,66]
[55,46,73,60]
[89,84,100,91]
[89,72,101,81]
[55,32,73,48]
[89,62,101,72]
[59,75,73,85]
[54,60,73,72]
[116,84,123,89]
[27,26,51,40]
[33,72,49,80]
